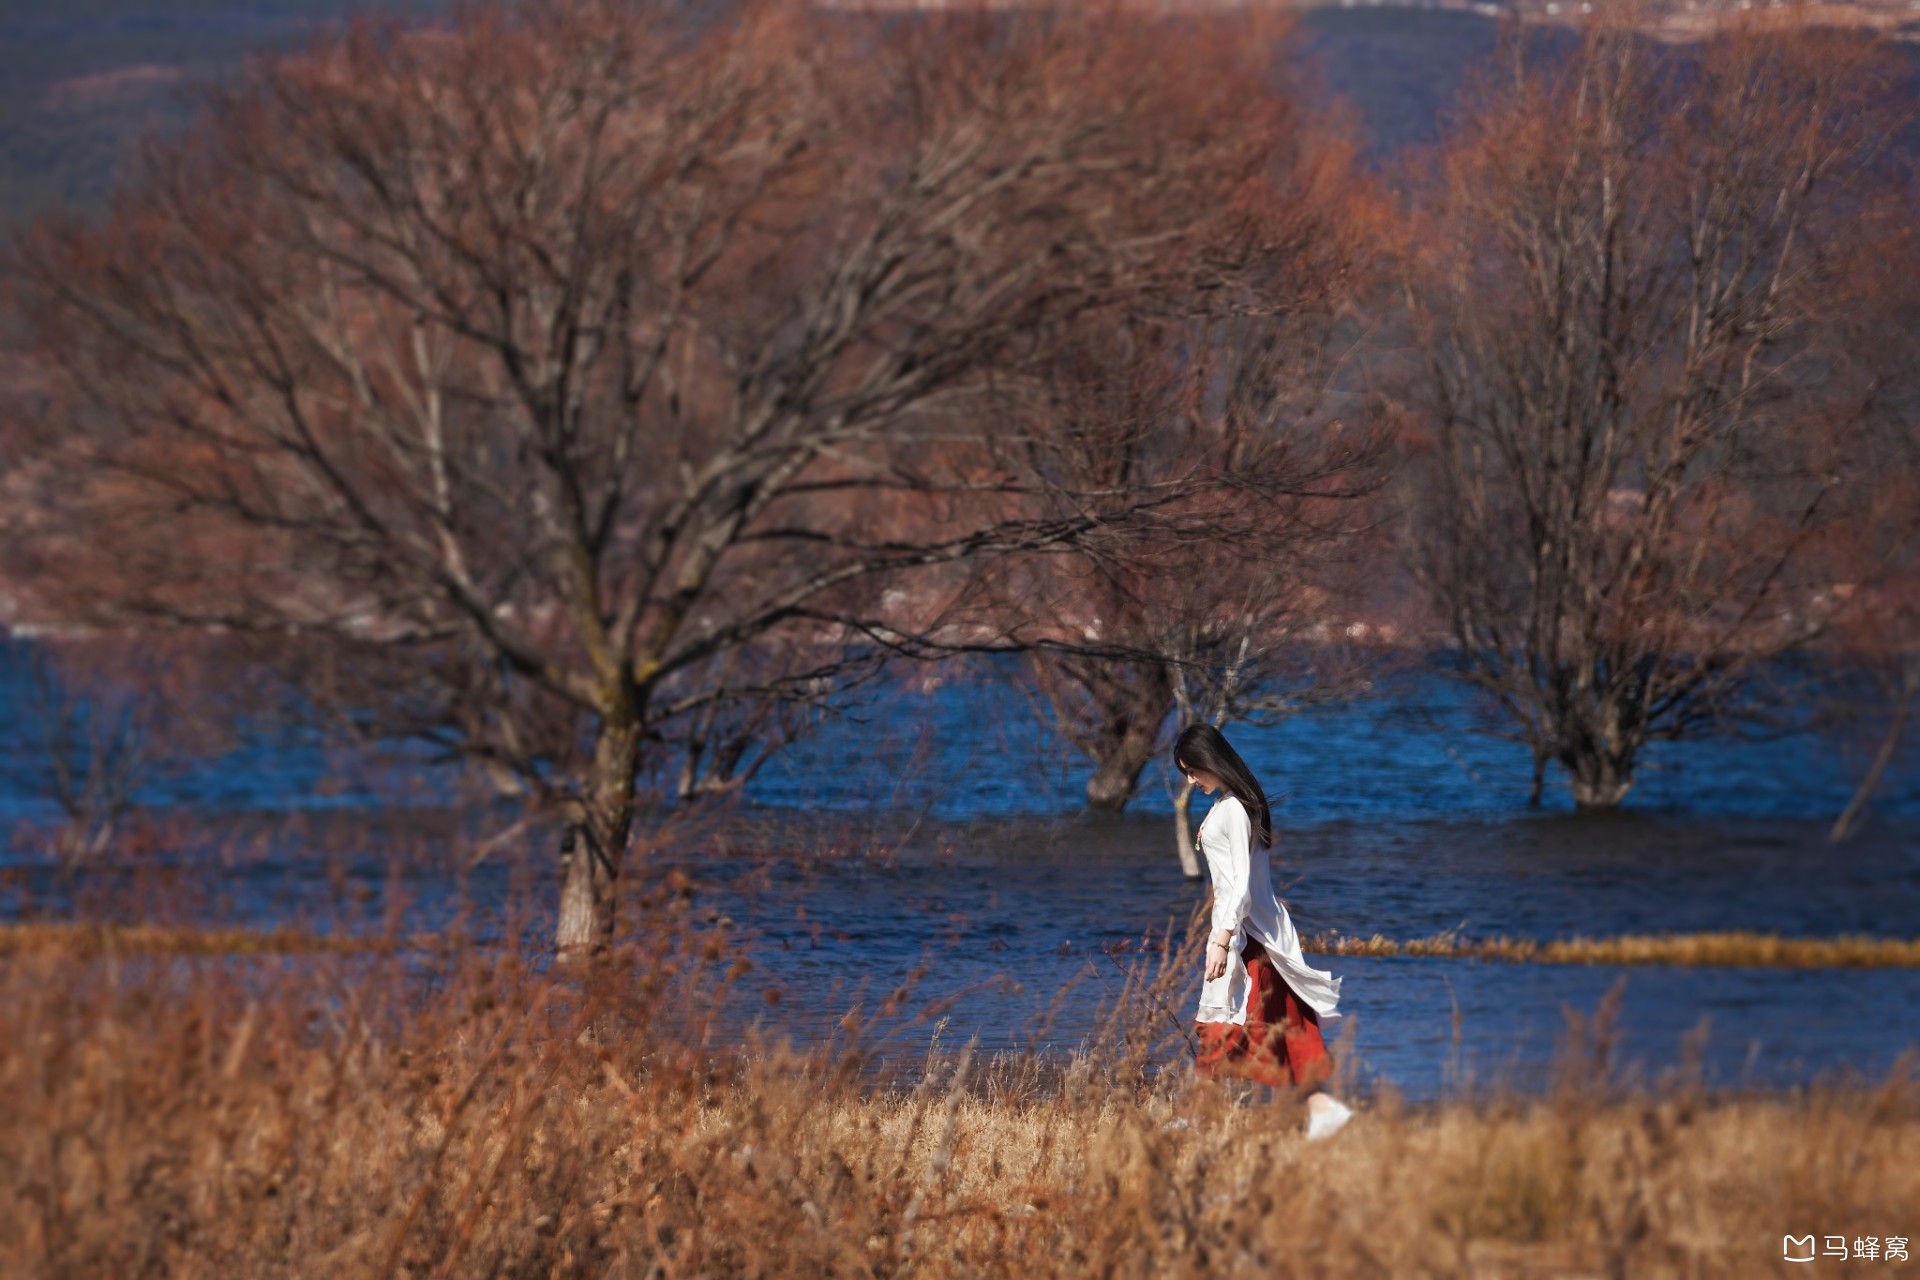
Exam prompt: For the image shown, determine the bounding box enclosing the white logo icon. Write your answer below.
[1784,1232,1910,1261]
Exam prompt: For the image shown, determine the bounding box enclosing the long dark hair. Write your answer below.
[1173,723,1272,848]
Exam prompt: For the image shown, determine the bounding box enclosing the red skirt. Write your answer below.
[1194,938,1333,1089]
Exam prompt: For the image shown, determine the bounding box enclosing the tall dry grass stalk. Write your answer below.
[2,905,1916,1278]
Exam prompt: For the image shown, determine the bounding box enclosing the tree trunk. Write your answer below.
[1830,662,1915,843]
[1172,779,1201,879]
[1085,722,1161,811]
[555,717,642,956]
[1566,751,1634,810]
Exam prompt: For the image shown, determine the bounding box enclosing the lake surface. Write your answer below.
[2,645,1917,1100]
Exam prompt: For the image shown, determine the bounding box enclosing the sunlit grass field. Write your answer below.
[4,908,1914,1278]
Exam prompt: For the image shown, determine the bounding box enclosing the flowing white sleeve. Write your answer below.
[1209,800,1253,937]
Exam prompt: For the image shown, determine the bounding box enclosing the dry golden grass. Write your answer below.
[0,921,462,957]
[1305,929,1920,969]
[11,920,1919,968]
[3,921,1916,1279]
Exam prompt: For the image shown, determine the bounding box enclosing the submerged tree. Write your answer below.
[1403,15,1913,809]
[1825,368,1920,841]
[1014,297,1388,870]
[19,639,161,863]
[7,0,1324,950]
[2,632,241,864]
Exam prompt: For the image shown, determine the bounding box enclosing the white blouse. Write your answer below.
[1195,794,1342,1026]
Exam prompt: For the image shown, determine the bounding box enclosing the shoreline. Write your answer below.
[8,919,1919,969]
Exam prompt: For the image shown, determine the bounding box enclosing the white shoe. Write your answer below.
[1304,1096,1353,1141]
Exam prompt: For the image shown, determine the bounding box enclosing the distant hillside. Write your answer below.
[1296,7,1505,155]
[0,1,418,219]
[0,3,1508,225]
[0,4,1912,225]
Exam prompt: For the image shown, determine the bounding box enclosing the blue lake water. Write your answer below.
[2,645,1916,1100]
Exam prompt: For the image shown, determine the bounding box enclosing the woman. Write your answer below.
[1176,723,1353,1140]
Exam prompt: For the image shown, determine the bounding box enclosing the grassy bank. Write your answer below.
[9,919,1920,968]
[2,938,1915,1278]
[1304,929,1920,969]
[0,920,462,956]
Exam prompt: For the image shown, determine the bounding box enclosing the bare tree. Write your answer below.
[1012,299,1389,870]
[7,633,230,864]
[1828,656,1917,843]
[1401,14,1911,809]
[21,641,155,863]
[1825,191,1920,839]
[666,636,880,802]
[1158,558,1385,879]
[1025,631,1174,814]
[1825,404,1920,842]
[1014,320,1189,815]
[6,0,1312,950]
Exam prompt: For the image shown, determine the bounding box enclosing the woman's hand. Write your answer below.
[1205,936,1232,981]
